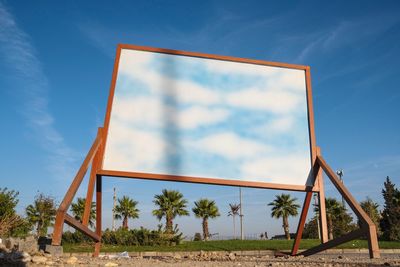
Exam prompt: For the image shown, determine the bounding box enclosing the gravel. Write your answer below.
[1,251,399,266]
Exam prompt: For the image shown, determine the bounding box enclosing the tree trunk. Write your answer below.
[36,222,41,237]
[328,215,334,240]
[233,215,236,239]
[123,216,128,229]
[166,216,173,233]
[283,216,290,240]
[202,218,209,241]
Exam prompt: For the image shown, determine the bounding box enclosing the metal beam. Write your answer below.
[64,214,100,242]
[51,129,102,246]
[299,228,365,257]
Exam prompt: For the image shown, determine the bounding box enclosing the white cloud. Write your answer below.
[254,116,294,135]
[194,132,271,160]
[112,96,163,127]
[271,71,306,92]
[112,96,229,129]
[0,3,77,179]
[226,88,302,114]
[204,57,282,77]
[177,106,229,129]
[118,49,221,105]
[240,154,311,184]
[103,123,168,171]
[204,57,306,91]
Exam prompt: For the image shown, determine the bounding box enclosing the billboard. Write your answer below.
[101,45,315,189]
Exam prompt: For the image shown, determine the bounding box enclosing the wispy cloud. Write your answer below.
[295,14,400,63]
[0,3,77,179]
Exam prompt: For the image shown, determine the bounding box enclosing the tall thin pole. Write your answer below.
[239,187,244,240]
[336,170,345,208]
[112,187,116,231]
[314,193,321,240]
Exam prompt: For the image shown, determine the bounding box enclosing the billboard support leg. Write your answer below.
[315,147,328,243]
[83,141,101,226]
[293,155,380,259]
[51,128,103,249]
[291,191,313,255]
[291,151,321,256]
[94,175,102,257]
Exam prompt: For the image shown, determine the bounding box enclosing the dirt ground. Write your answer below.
[24,253,400,267]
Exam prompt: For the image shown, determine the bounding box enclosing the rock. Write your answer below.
[45,244,63,257]
[199,250,205,257]
[45,260,55,265]
[20,236,38,254]
[4,237,18,250]
[8,251,31,263]
[66,256,78,264]
[173,254,182,260]
[0,243,9,253]
[228,252,236,261]
[32,255,48,264]
[104,262,118,267]
[384,262,391,266]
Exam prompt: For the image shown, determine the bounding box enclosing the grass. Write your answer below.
[63,239,400,253]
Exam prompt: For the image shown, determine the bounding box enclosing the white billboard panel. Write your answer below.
[102,48,312,186]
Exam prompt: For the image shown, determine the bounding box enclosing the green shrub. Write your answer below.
[62,230,93,244]
[62,226,184,246]
[193,232,202,241]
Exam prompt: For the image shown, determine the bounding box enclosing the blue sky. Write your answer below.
[0,0,399,238]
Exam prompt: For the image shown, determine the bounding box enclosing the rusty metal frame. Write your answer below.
[98,44,318,192]
[290,155,380,259]
[51,44,379,258]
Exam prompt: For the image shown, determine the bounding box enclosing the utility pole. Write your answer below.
[336,169,345,208]
[112,187,116,231]
[314,193,321,240]
[239,187,244,240]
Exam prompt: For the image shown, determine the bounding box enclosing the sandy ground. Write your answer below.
[23,253,400,267]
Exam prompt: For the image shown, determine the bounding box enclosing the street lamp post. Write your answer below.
[314,193,321,240]
[239,187,244,240]
[336,169,345,208]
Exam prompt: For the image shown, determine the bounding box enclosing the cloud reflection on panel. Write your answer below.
[103,49,311,185]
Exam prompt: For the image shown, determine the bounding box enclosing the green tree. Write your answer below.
[268,194,300,240]
[325,198,343,240]
[70,197,96,227]
[0,188,27,236]
[360,197,381,237]
[380,176,400,241]
[323,197,356,240]
[26,193,56,237]
[192,199,220,240]
[152,189,189,233]
[0,187,19,218]
[302,216,319,239]
[228,203,240,239]
[114,196,139,229]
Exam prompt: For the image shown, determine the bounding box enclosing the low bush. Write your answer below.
[193,232,202,241]
[62,226,184,246]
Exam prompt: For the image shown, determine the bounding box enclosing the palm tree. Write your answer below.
[70,197,96,227]
[114,196,139,229]
[360,197,381,237]
[152,189,189,233]
[268,194,300,240]
[325,197,345,240]
[228,203,240,239]
[192,199,220,240]
[26,193,56,237]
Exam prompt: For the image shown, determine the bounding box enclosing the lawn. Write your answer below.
[63,239,400,253]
